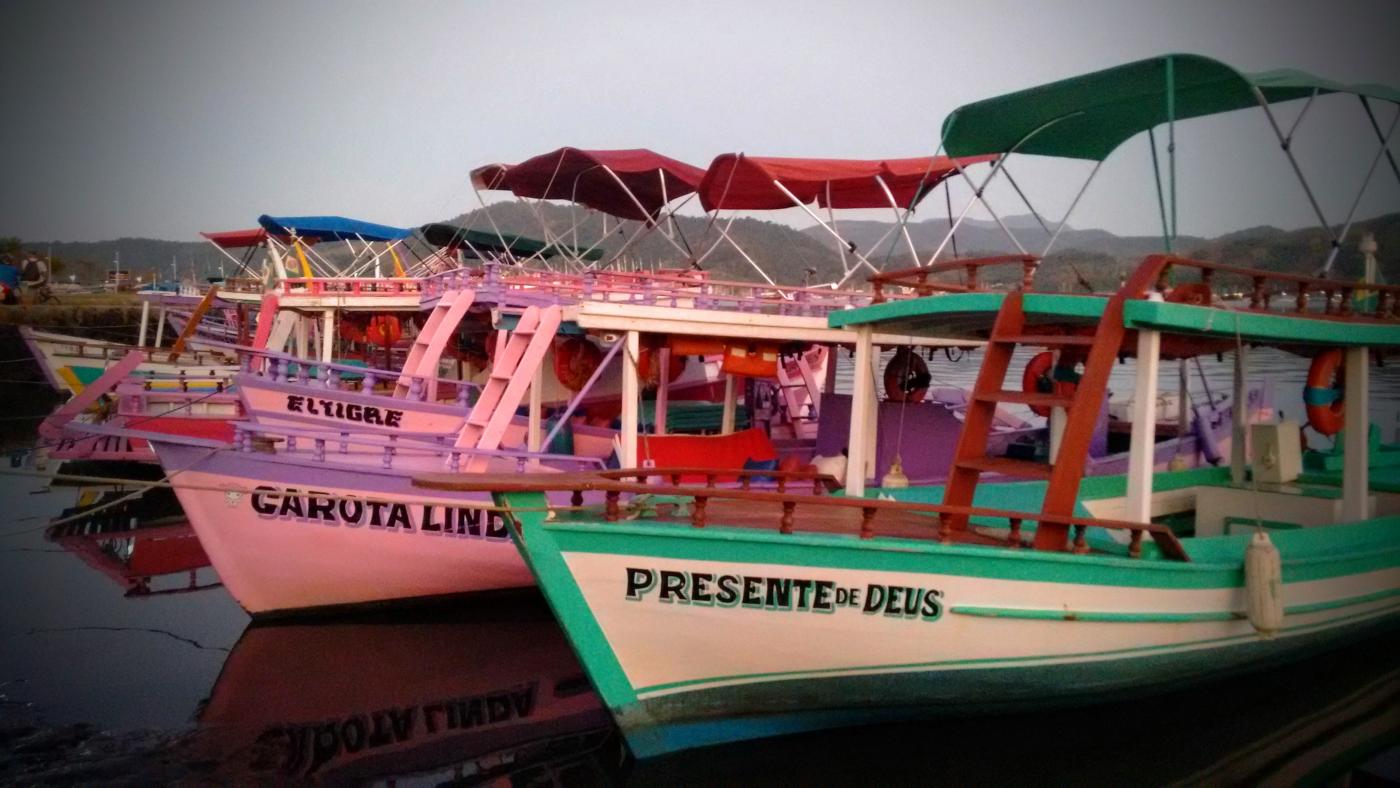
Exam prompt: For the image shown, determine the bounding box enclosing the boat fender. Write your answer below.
[884,347,930,403]
[880,456,909,489]
[1244,530,1284,639]
[1304,349,1345,436]
[809,454,846,486]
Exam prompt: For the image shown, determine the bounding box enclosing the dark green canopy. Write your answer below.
[941,54,1400,161]
[418,223,604,261]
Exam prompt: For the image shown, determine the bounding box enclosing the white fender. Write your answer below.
[810,454,847,487]
[1245,530,1284,638]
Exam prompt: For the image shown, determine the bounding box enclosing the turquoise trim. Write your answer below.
[827,292,1104,333]
[1123,300,1400,348]
[1303,386,1341,406]
[950,606,1244,623]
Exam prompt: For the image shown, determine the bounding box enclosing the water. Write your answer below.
[2,351,1399,784]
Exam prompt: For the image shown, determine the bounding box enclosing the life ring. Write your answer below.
[1167,282,1213,306]
[1022,351,1080,417]
[365,315,402,347]
[553,336,604,391]
[721,341,780,378]
[1304,349,1345,436]
[638,346,686,387]
[338,317,367,344]
[884,347,930,403]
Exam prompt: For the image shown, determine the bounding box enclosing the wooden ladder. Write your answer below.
[940,286,1135,551]
[166,285,220,363]
[393,290,476,400]
[453,305,562,473]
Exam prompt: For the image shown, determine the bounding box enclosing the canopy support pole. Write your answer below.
[845,326,875,497]
[948,161,1030,256]
[1125,329,1162,523]
[1320,107,1399,274]
[137,300,151,347]
[597,164,693,260]
[872,174,922,267]
[998,164,1051,236]
[721,374,738,435]
[320,309,334,364]
[265,239,291,282]
[771,180,878,278]
[620,331,640,469]
[1165,55,1178,244]
[1042,160,1104,257]
[1359,96,1400,188]
[1342,345,1371,521]
[1148,128,1173,252]
[1252,88,1338,270]
[153,305,167,348]
[1231,345,1249,484]
[542,340,622,448]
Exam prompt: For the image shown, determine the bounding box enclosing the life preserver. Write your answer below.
[553,336,604,391]
[721,341,780,378]
[1167,282,1213,306]
[365,315,402,347]
[1304,349,1345,436]
[884,347,930,403]
[1022,351,1080,417]
[638,346,686,387]
[338,317,367,344]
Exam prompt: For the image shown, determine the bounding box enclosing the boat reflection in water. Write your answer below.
[191,595,620,785]
[45,487,220,597]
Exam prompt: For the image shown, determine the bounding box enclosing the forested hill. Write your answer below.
[10,207,1398,288]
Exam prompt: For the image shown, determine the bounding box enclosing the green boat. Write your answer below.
[415,54,1400,758]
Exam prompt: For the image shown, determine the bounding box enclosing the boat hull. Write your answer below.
[501,496,1400,758]
[152,442,536,616]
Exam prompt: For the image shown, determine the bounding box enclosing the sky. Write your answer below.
[1,0,1398,244]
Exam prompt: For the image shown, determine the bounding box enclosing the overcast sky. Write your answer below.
[1,0,1397,243]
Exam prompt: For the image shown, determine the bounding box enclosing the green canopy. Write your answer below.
[941,54,1400,161]
[418,223,604,261]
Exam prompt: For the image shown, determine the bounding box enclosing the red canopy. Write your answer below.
[697,153,999,211]
[471,148,706,222]
[199,229,311,249]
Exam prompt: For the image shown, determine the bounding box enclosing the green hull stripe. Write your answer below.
[631,600,1400,697]
[950,587,1400,623]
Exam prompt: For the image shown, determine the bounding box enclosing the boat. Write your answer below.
[412,54,1400,757]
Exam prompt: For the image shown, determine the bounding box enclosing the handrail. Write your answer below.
[869,255,1042,303]
[412,468,1189,561]
[1142,254,1400,319]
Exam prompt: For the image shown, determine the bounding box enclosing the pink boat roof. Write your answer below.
[199,229,314,249]
[470,147,706,221]
[697,153,999,211]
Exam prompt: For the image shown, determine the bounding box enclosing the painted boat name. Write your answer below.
[625,568,944,620]
[286,394,404,427]
[250,485,508,539]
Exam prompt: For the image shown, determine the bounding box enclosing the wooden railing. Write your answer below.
[1144,255,1400,319]
[412,468,1188,561]
[869,255,1042,303]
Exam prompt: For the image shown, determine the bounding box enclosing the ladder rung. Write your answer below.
[955,456,1053,480]
[973,391,1073,408]
[992,333,1094,347]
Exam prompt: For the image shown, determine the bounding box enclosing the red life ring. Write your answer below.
[365,315,402,347]
[638,346,686,387]
[338,316,367,344]
[553,336,603,391]
[1022,351,1079,417]
[668,335,728,357]
[1304,349,1345,436]
[883,347,930,403]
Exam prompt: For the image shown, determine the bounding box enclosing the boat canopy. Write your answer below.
[941,53,1400,161]
[198,228,309,249]
[697,154,999,211]
[256,215,414,243]
[416,223,603,261]
[470,148,707,222]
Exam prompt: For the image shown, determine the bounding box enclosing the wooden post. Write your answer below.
[295,314,309,359]
[1342,345,1370,521]
[1231,345,1249,484]
[320,309,334,363]
[621,330,640,469]
[153,305,167,348]
[720,374,737,435]
[1049,407,1067,462]
[654,347,670,436]
[1125,328,1161,523]
[845,325,875,497]
[137,299,151,347]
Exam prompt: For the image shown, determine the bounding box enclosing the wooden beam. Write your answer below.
[1342,345,1370,520]
[621,331,640,468]
[1125,329,1161,523]
[846,326,875,497]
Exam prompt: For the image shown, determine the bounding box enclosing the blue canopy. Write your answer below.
[257,215,414,243]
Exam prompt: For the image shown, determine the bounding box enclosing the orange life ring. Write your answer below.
[638,346,686,387]
[721,341,780,378]
[553,336,604,391]
[668,335,728,357]
[884,347,930,403]
[1167,282,1214,306]
[365,315,402,347]
[1304,349,1345,436]
[1022,351,1079,417]
[338,317,367,344]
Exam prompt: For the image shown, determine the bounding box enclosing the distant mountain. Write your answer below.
[12,208,1397,288]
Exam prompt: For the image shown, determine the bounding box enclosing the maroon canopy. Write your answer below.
[470,148,706,222]
[199,229,317,249]
[697,153,999,211]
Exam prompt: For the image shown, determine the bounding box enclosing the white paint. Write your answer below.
[528,357,544,454]
[1125,329,1161,523]
[621,330,640,468]
[320,309,335,363]
[137,299,151,347]
[1232,345,1249,484]
[846,325,875,497]
[154,305,167,348]
[720,374,737,435]
[1343,345,1371,521]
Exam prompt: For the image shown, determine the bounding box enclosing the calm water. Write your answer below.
[2,351,1399,784]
